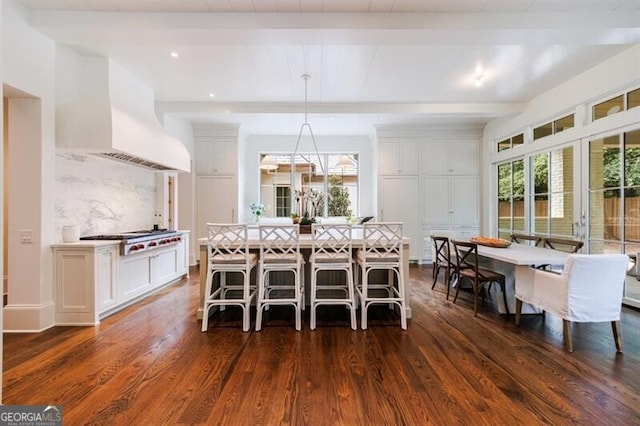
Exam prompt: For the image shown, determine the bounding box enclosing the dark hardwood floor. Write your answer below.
[4,265,640,424]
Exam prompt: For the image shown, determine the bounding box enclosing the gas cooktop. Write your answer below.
[80,229,175,240]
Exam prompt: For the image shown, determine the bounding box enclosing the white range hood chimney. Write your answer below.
[56,55,191,172]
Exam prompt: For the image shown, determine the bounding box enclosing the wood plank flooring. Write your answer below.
[4,265,640,424]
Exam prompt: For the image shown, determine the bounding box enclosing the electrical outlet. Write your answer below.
[19,230,33,244]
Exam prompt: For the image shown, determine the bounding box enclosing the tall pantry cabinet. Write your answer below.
[194,125,239,239]
[421,140,480,261]
[378,134,480,262]
[377,139,422,260]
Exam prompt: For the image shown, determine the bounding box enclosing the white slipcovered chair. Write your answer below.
[515,253,629,352]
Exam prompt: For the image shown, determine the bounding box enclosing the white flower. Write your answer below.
[250,202,265,216]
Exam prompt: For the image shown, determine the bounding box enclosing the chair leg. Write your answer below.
[310,266,317,330]
[452,276,462,304]
[563,319,573,352]
[515,298,522,325]
[431,265,439,289]
[444,267,451,300]
[500,281,509,315]
[611,320,623,352]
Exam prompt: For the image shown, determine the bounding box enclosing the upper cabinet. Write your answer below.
[378,139,420,175]
[422,140,478,175]
[195,137,237,176]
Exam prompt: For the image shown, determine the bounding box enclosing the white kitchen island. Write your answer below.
[197,226,412,321]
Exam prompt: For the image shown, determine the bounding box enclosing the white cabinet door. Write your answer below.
[450,140,479,175]
[379,140,419,175]
[422,141,450,175]
[422,176,451,223]
[422,140,479,175]
[176,236,187,274]
[119,255,152,301]
[422,176,479,225]
[195,138,237,175]
[380,176,421,260]
[151,249,178,285]
[451,176,479,224]
[97,246,118,313]
[197,176,237,239]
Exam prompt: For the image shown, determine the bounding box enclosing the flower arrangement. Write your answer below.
[250,202,266,223]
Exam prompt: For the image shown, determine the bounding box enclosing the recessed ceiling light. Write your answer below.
[209,93,216,98]
[170,52,179,58]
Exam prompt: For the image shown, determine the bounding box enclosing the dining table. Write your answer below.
[474,242,570,314]
[196,225,412,320]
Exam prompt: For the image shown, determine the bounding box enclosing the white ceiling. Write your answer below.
[17,0,640,135]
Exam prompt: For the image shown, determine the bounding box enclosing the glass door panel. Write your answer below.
[588,129,640,307]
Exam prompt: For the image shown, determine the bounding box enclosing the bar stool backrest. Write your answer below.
[207,223,251,265]
[361,222,403,263]
[259,224,300,263]
[311,224,352,263]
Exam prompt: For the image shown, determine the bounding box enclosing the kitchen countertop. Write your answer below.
[52,230,190,248]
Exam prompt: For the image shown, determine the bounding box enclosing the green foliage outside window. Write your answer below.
[327,175,352,217]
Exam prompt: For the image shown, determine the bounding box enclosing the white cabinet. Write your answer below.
[97,245,118,312]
[422,140,478,175]
[195,137,237,176]
[120,254,153,301]
[197,176,237,238]
[54,244,119,325]
[379,176,422,260]
[420,139,480,262]
[422,176,479,224]
[379,139,420,175]
[52,234,189,325]
[119,236,188,305]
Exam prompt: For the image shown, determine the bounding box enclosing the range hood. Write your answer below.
[56,55,191,172]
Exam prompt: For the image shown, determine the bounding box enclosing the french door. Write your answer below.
[584,128,640,308]
[497,126,640,307]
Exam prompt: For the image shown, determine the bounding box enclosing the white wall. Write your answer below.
[242,134,375,223]
[1,0,4,401]
[164,115,197,265]
[3,1,56,331]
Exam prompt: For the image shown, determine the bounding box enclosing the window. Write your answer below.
[588,130,640,256]
[593,95,624,120]
[628,87,640,110]
[259,153,359,218]
[497,159,524,239]
[530,146,574,237]
[496,133,524,152]
[533,122,553,140]
[592,86,640,121]
[533,114,575,141]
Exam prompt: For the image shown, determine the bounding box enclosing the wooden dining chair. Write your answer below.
[510,233,542,246]
[451,240,509,317]
[431,235,458,300]
[543,237,584,253]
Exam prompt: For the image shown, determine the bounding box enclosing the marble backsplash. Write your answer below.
[55,152,157,240]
